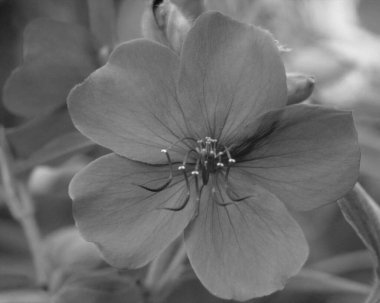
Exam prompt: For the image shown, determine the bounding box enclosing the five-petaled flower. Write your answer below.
[68,12,360,301]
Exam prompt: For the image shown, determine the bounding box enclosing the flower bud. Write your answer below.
[142,0,204,54]
[286,73,315,105]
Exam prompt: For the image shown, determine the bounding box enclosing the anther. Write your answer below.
[217,162,224,167]
[178,165,186,170]
[191,170,199,175]
[161,149,167,153]
[228,158,236,164]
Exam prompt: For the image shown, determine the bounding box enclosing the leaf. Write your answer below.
[339,184,380,303]
[0,290,49,303]
[14,132,94,173]
[310,250,372,275]
[6,109,95,173]
[3,18,97,117]
[43,227,104,277]
[339,184,380,274]
[287,268,370,295]
[357,123,380,181]
[52,270,144,303]
[6,109,74,160]
[87,0,117,49]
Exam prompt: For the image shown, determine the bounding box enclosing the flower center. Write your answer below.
[137,137,242,212]
[176,137,235,186]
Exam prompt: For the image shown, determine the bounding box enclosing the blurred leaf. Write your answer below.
[339,184,380,273]
[204,0,256,23]
[0,290,49,303]
[287,268,370,295]
[6,109,74,159]
[0,273,32,291]
[172,0,204,18]
[43,227,104,277]
[339,184,380,303]
[52,270,144,303]
[6,108,94,173]
[14,132,93,173]
[3,18,97,117]
[87,0,116,49]
[310,250,372,275]
[357,124,380,182]
[166,278,227,303]
[116,0,145,42]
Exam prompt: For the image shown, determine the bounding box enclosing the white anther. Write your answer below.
[228,159,236,164]
[191,170,199,175]
[161,149,167,153]
[217,162,224,167]
[178,165,186,170]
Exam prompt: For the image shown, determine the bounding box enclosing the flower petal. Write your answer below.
[235,104,360,211]
[3,19,97,117]
[69,153,196,268]
[177,12,287,141]
[184,174,308,301]
[68,40,191,164]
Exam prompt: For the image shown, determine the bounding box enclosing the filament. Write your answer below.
[137,149,173,192]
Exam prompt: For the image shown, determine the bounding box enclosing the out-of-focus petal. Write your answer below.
[3,19,97,117]
[68,40,192,164]
[184,173,308,300]
[235,104,360,211]
[177,12,287,141]
[69,153,196,268]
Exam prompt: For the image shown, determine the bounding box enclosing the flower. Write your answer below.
[68,12,360,301]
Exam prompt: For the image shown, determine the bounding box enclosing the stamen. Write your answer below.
[181,149,197,168]
[192,157,200,175]
[161,170,191,211]
[137,149,173,192]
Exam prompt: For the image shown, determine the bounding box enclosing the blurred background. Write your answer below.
[0,0,380,302]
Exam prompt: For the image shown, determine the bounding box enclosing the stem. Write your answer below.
[144,252,167,291]
[144,238,182,290]
[17,183,46,285]
[366,278,380,303]
[0,129,46,286]
[340,183,380,303]
[144,239,188,302]
[156,243,187,290]
[310,250,372,275]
